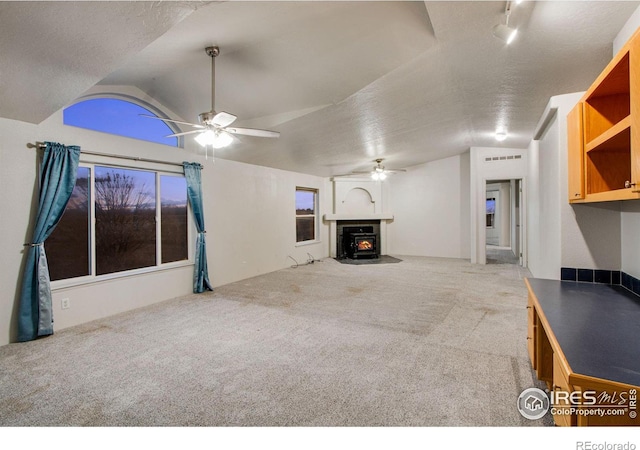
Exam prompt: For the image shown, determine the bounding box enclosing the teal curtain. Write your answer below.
[18,142,81,342]
[183,162,213,293]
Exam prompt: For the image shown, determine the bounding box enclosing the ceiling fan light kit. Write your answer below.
[141,45,280,156]
[194,129,233,148]
[346,158,406,181]
[495,130,508,141]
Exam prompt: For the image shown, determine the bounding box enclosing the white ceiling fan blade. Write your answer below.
[226,127,280,138]
[166,130,205,138]
[212,111,237,127]
[139,114,204,129]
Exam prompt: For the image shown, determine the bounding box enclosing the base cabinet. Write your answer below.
[552,353,577,427]
[525,278,640,427]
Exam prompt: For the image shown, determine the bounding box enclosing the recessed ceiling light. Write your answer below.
[495,131,508,141]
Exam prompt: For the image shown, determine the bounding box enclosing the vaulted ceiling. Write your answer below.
[2,1,639,176]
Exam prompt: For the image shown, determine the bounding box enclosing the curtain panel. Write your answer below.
[18,142,80,342]
[183,162,213,293]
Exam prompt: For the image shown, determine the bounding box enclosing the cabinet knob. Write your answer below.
[625,181,636,189]
[574,193,580,197]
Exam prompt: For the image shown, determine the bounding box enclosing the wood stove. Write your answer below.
[342,226,378,259]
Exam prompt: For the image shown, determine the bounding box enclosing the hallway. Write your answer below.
[486,246,519,265]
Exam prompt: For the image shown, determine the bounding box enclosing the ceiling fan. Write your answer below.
[351,158,406,180]
[142,46,280,150]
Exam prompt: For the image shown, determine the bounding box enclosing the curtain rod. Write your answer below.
[27,142,195,169]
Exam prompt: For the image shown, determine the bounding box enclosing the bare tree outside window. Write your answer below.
[95,167,156,275]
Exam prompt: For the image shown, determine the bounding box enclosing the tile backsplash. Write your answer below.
[561,267,638,296]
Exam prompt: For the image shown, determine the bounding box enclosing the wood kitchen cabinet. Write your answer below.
[567,103,585,201]
[568,27,640,203]
[525,278,640,427]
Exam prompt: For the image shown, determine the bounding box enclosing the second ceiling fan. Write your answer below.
[351,159,406,180]
[143,46,280,149]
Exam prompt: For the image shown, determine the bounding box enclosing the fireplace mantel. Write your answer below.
[323,213,394,221]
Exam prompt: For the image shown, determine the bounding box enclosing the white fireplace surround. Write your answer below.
[323,178,394,258]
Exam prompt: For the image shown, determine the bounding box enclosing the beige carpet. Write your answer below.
[0,255,551,426]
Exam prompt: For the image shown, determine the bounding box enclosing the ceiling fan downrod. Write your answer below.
[200,45,220,123]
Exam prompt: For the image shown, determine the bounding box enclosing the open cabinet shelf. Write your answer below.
[568,27,640,203]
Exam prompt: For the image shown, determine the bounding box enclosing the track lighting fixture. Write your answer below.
[493,1,518,45]
[493,23,518,45]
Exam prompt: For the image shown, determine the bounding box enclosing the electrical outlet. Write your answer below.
[61,298,70,310]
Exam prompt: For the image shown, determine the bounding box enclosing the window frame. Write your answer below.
[295,187,319,245]
[50,160,194,290]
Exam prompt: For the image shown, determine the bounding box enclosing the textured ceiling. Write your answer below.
[0,1,200,124]
[2,1,640,176]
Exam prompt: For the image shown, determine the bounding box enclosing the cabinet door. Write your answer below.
[527,295,536,370]
[630,29,640,190]
[567,103,585,202]
[553,353,577,426]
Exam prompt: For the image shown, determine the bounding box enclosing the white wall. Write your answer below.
[510,179,520,256]
[614,6,640,55]
[529,108,562,278]
[209,158,329,285]
[621,202,640,279]
[387,153,470,259]
[0,107,328,346]
[527,92,621,280]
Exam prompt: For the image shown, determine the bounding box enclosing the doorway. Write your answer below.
[485,179,523,265]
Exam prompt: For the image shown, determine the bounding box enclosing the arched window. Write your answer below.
[63,97,179,147]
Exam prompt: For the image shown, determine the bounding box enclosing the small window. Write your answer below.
[296,188,317,243]
[486,198,496,228]
[63,98,179,147]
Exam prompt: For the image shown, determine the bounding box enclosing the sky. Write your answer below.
[63,98,179,147]
[296,190,315,212]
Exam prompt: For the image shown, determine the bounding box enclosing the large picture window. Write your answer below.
[47,164,189,282]
[296,188,317,243]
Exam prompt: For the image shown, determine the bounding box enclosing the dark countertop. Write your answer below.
[526,278,640,387]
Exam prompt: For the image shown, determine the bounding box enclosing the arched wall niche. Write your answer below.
[342,187,375,215]
[333,179,382,215]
